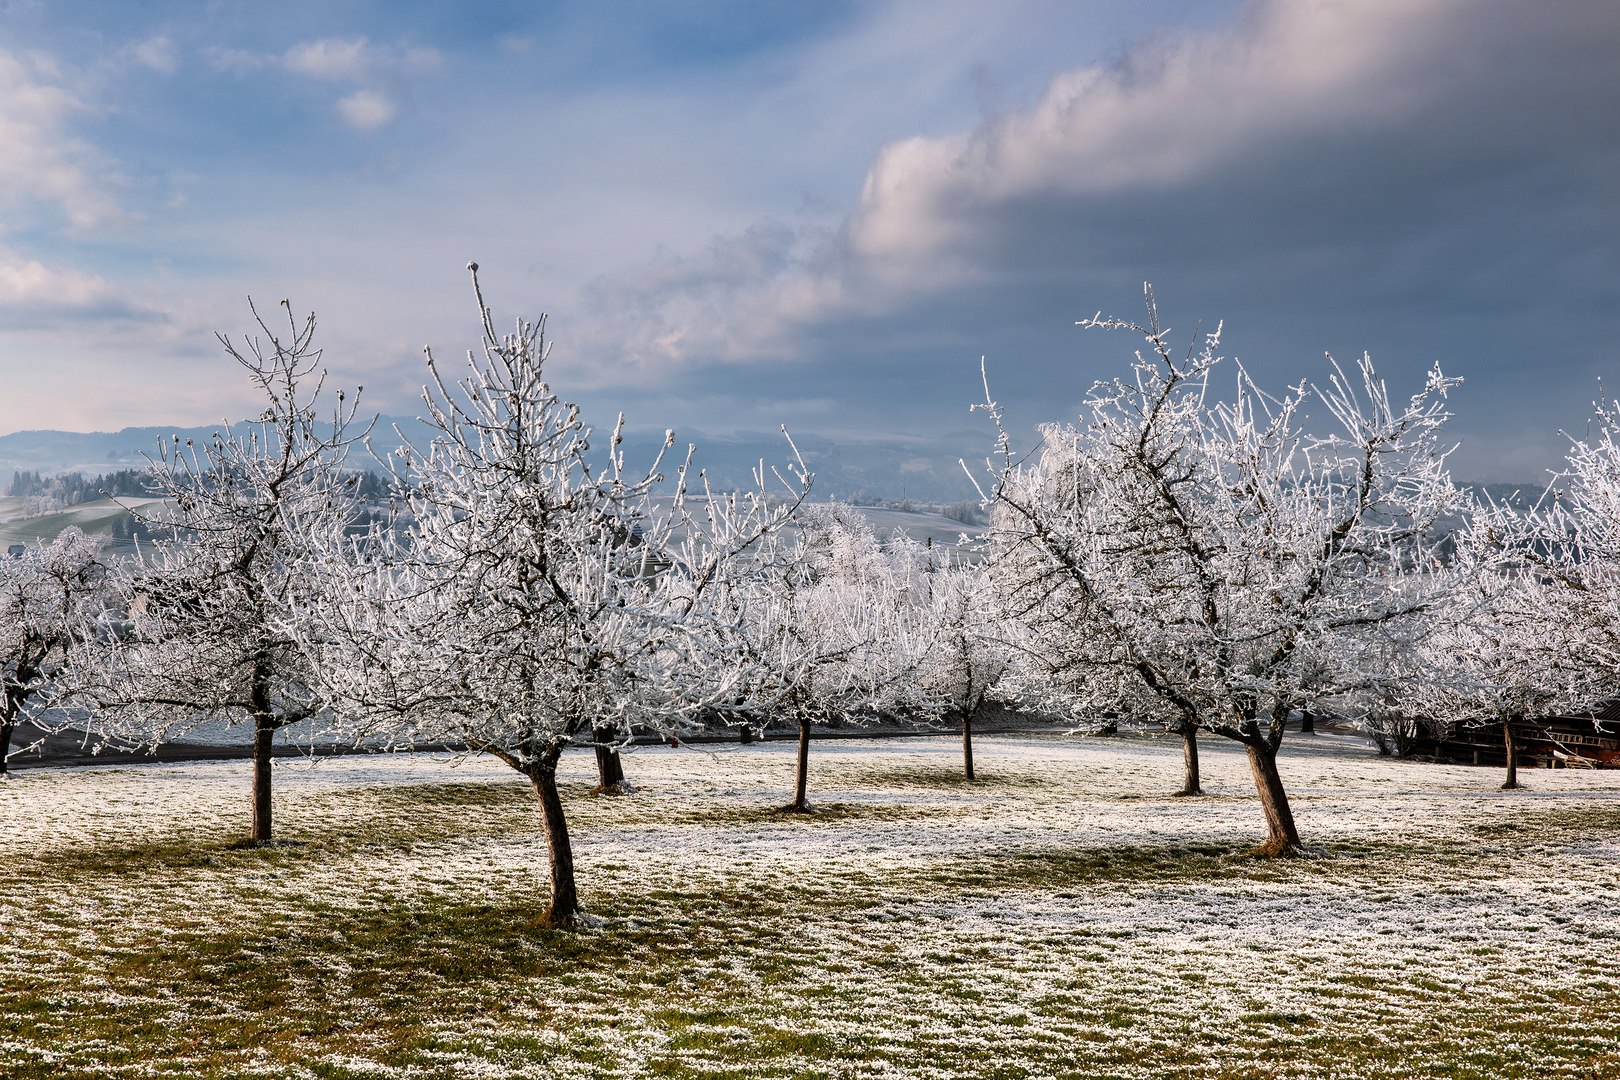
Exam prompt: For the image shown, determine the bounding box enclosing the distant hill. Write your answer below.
[1,418,1001,503]
[0,425,220,474]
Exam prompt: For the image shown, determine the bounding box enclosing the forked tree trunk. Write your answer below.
[592,724,627,793]
[527,746,579,926]
[251,717,275,842]
[962,710,975,782]
[1174,724,1202,796]
[1244,741,1301,855]
[781,716,813,812]
[1502,717,1520,790]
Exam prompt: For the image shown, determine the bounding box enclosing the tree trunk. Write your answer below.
[251,717,274,842]
[780,716,813,812]
[1300,711,1315,734]
[527,746,579,926]
[0,720,14,777]
[962,710,975,781]
[1502,717,1520,790]
[1244,741,1301,855]
[591,724,627,794]
[1173,724,1202,795]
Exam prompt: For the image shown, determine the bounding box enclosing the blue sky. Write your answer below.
[0,0,1615,481]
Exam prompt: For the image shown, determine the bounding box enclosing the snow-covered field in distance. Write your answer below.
[844,505,987,554]
[0,495,170,544]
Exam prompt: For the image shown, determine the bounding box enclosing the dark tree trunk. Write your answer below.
[527,746,579,926]
[962,710,975,782]
[591,724,627,793]
[780,716,813,812]
[1502,717,1520,790]
[0,720,13,777]
[1300,711,1315,734]
[1173,723,1202,795]
[251,716,274,842]
[1244,741,1301,855]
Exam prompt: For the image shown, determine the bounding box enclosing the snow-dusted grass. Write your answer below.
[2,733,1617,1078]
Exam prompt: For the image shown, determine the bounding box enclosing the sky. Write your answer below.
[0,0,1615,482]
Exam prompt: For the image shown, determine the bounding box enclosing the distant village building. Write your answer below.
[7,544,26,558]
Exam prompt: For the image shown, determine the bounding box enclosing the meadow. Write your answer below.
[2,732,1617,1079]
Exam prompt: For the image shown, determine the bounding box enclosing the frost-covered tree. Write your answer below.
[730,506,937,811]
[975,288,1466,853]
[293,265,806,925]
[74,301,368,841]
[1417,397,1620,784]
[1521,396,1620,705]
[1,529,106,774]
[916,556,1013,781]
[1405,502,1580,788]
[1333,632,1438,758]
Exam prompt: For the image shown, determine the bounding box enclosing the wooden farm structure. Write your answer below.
[1419,702,1620,769]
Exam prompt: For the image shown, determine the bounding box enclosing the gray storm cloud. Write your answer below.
[575,0,1620,480]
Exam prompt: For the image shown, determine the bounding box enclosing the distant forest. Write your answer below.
[6,469,154,502]
[6,469,390,506]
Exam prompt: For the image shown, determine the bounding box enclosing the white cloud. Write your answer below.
[281,37,442,82]
[564,221,864,387]
[269,38,441,130]
[0,50,137,230]
[844,0,1469,266]
[199,38,443,130]
[204,47,266,75]
[130,36,179,75]
[398,47,443,76]
[336,89,396,131]
[284,37,373,81]
[0,247,165,327]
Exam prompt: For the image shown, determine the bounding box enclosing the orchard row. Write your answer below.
[4,274,1613,924]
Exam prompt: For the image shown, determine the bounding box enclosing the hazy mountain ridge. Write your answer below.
[0,418,999,503]
[3,419,1552,504]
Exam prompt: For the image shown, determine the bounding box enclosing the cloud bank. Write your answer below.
[0,247,166,328]
[0,0,1615,483]
[568,0,1618,479]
